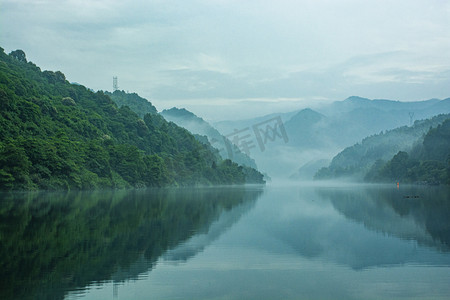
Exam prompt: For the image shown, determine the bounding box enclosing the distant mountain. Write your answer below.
[161,107,258,169]
[290,159,330,180]
[312,97,449,148]
[315,113,450,183]
[284,108,327,148]
[319,96,442,116]
[283,96,450,151]
[212,96,450,179]
[213,110,297,136]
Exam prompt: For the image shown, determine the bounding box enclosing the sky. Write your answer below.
[1,0,450,120]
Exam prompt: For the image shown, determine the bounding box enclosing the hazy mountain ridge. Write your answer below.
[284,108,327,148]
[310,96,450,148]
[213,110,298,135]
[213,96,450,179]
[320,96,442,114]
[161,107,258,169]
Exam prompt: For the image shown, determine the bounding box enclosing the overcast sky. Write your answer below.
[1,0,450,120]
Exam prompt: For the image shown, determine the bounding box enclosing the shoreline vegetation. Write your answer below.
[0,48,265,191]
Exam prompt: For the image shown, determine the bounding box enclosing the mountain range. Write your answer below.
[212,96,450,179]
[106,90,450,181]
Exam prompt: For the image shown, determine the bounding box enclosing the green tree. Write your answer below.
[0,141,32,189]
[9,49,27,62]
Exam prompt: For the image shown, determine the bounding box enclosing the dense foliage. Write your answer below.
[314,114,450,184]
[105,90,157,118]
[365,119,450,184]
[0,48,264,190]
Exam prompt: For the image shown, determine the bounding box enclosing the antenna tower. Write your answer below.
[409,112,415,126]
[113,76,119,91]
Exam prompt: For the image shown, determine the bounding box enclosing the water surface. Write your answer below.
[1,184,450,299]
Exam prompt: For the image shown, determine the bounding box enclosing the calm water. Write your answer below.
[1,184,450,300]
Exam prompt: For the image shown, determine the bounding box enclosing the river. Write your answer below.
[1,183,450,299]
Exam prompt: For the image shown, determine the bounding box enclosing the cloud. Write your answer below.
[1,0,450,119]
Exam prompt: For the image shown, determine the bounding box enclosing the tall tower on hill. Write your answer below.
[113,76,119,91]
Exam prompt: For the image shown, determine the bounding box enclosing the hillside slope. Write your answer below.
[105,90,157,118]
[161,107,258,169]
[365,119,450,184]
[315,113,450,183]
[0,48,264,190]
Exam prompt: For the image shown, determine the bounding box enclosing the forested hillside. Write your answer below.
[315,114,450,184]
[365,119,450,184]
[0,48,264,190]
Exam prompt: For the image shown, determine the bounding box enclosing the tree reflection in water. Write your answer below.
[0,186,262,300]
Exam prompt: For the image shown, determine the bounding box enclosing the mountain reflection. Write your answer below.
[256,185,450,270]
[0,187,262,300]
[319,185,450,251]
